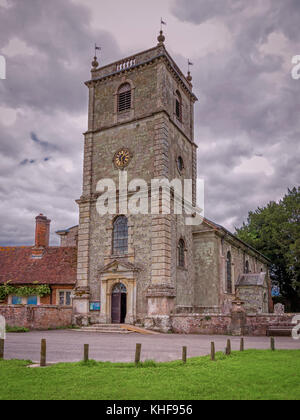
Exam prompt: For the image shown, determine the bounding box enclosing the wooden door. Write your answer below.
[111,293,121,324]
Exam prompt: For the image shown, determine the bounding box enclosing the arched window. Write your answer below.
[112,283,127,294]
[245,260,249,274]
[177,156,184,173]
[175,90,182,122]
[112,216,128,255]
[178,239,185,268]
[226,251,232,293]
[118,83,131,112]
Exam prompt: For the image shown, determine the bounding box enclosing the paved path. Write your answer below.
[4,331,300,364]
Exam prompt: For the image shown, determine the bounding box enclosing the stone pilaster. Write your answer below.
[146,114,176,331]
[73,133,93,323]
[192,145,197,207]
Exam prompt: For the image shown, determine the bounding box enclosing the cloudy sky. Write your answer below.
[0,0,299,246]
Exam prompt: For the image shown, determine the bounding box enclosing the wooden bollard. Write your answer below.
[182,346,187,364]
[271,337,275,351]
[210,342,215,361]
[0,339,4,360]
[226,339,231,355]
[240,338,244,352]
[135,343,142,365]
[84,344,89,362]
[40,339,46,367]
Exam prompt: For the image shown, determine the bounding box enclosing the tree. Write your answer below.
[236,187,300,312]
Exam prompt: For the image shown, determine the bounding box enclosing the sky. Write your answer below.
[0,0,299,246]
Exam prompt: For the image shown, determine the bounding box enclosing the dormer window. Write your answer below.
[118,83,132,112]
[175,90,182,122]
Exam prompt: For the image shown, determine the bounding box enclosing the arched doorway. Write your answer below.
[111,283,127,324]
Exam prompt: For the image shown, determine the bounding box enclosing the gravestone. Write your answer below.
[274,303,285,315]
[0,315,5,340]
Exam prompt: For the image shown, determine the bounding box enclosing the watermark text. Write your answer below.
[292,315,300,340]
[0,315,6,340]
[96,172,204,226]
[291,55,300,80]
[0,55,6,80]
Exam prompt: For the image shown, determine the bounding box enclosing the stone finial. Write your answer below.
[157,30,165,46]
[187,71,192,83]
[231,297,246,313]
[91,56,99,70]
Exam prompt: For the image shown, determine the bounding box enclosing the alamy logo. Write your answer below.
[292,315,300,340]
[0,55,6,80]
[96,172,205,226]
[291,55,300,80]
[0,315,6,340]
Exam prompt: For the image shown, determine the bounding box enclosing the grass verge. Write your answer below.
[0,350,299,400]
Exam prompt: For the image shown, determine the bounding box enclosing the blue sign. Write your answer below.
[90,302,101,312]
[271,286,281,297]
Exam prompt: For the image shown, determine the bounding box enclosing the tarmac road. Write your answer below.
[3,330,300,364]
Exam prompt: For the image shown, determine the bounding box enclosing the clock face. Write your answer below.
[114,149,131,169]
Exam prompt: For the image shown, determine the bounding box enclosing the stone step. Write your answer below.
[77,323,158,335]
[92,324,124,328]
[78,327,133,334]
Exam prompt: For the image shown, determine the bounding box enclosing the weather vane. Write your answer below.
[160,18,167,31]
[95,44,101,58]
[188,59,194,73]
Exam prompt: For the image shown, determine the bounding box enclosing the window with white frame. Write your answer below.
[58,291,72,306]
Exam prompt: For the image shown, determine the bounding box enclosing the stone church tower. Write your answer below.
[73,31,199,330]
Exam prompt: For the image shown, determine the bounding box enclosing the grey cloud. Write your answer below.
[30,132,58,151]
[19,158,36,165]
[171,0,247,25]
[0,0,121,114]
[171,0,300,231]
[0,0,122,245]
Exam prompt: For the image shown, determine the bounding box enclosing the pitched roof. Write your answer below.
[194,217,271,264]
[0,247,77,285]
[56,225,79,235]
[236,273,267,287]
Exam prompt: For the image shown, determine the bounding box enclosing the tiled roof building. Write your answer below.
[0,214,76,306]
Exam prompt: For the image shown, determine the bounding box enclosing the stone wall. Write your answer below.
[171,313,297,336]
[238,285,269,314]
[193,231,220,308]
[245,314,296,336]
[172,314,232,335]
[58,226,78,247]
[0,305,73,330]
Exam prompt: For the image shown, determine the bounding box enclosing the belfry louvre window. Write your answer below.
[118,83,132,112]
[113,216,128,255]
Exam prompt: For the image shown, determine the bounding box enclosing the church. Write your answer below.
[69,31,272,332]
[0,31,273,334]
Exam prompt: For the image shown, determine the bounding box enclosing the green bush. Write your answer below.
[0,283,51,301]
[6,325,30,333]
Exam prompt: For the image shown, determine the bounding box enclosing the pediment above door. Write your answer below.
[98,259,141,276]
